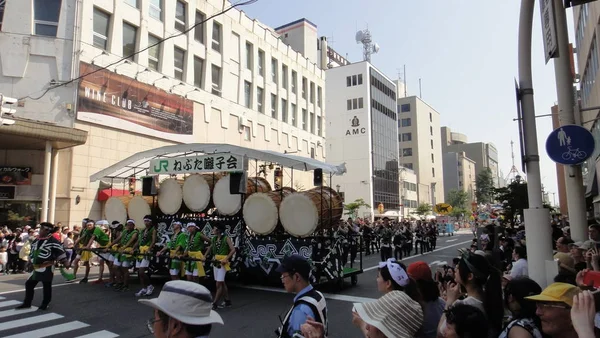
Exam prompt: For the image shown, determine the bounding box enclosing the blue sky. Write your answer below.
[243,0,576,200]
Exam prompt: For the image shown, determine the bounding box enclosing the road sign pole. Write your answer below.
[552,0,588,242]
[519,0,554,288]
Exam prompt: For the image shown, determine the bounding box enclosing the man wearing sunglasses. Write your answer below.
[525,282,581,338]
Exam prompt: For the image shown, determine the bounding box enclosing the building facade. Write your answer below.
[326,61,400,220]
[400,166,418,218]
[396,95,444,206]
[0,0,327,226]
[442,151,477,203]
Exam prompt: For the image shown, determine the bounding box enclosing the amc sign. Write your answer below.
[345,116,367,136]
[0,186,15,200]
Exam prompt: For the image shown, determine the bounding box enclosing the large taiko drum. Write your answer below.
[158,178,183,215]
[104,195,153,226]
[243,188,295,235]
[213,175,271,215]
[182,174,220,212]
[128,195,153,227]
[279,186,343,237]
[104,196,128,225]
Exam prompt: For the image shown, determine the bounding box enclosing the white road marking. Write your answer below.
[363,239,473,271]
[75,330,120,338]
[0,313,63,331]
[429,261,448,267]
[3,321,89,338]
[238,285,376,303]
[0,307,38,318]
[0,296,5,300]
[446,239,458,242]
[0,300,21,308]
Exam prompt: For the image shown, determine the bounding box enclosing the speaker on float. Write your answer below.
[313,168,323,186]
[142,176,159,196]
[229,172,247,194]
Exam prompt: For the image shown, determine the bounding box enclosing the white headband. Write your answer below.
[126,219,135,225]
[86,221,95,226]
[378,258,409,287]
[187,222,198,229]
[143,218,152,222]
[172,221,182,226]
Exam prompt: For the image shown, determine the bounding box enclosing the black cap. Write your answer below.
[276,254,311,281]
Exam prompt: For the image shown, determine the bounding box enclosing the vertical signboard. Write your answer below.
[540,0,559,63]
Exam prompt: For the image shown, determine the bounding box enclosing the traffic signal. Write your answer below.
[0,94,17,125]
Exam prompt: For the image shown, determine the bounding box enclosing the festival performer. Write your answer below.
[156,221,187,280]
[183,222,210,283]
[104,221,123,287]
[111,220,138,292]
[94,220,111,284]
[15,222,71,310]
[72,220,110,283]
[205,224,234,309]
[135,215,157,297]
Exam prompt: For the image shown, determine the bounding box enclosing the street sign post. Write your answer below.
[545,125,595,165]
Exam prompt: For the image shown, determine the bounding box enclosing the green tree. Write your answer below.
[476,168,495,204]
[415,203,432,217]
[493,180,528,226]
[446,189,469,210]
[343,198,371,219]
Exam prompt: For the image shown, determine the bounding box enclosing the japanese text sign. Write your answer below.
[149,154,245,175]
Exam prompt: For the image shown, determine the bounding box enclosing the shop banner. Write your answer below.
[77,62,194,143]
[149,154,245,175]
[0,186,16,200]
[0,167,32,185]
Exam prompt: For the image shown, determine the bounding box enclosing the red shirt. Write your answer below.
[52,232,61,241]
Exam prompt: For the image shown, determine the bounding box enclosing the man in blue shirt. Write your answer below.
[276,255,327,338]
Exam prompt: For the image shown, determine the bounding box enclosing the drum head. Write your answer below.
[158,178,183,215]
[128,196,152,228]
[183,175,211,212]
[213,175,242,216]
[104,197,127,225]
[243,193,278,235]
[280,193,318,237]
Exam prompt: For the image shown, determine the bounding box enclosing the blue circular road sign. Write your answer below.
[545,125,595,165]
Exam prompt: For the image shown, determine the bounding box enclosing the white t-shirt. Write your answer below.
[510,258,528,278]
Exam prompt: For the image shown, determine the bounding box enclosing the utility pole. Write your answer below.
[518,0,554,287]
[551,0,588,243]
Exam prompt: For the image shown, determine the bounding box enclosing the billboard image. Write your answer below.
[77,62,194,142]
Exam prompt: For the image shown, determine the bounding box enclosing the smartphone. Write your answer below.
[583,270,600,288]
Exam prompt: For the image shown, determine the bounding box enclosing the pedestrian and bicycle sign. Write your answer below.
[545,125,595,165]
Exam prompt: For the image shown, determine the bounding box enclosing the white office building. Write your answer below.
[400,166,418,218]
[326,61,400,220]
[397,94,444,206]
[0,0,327,226]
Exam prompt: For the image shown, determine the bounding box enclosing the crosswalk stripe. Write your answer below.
[75,330,120,338]
[0,296,5,300]
[0,313,63,331]
[0,300,21,309]
[2,321,89,338]
[0,307,38,318]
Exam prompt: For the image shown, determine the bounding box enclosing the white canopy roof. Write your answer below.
[89,143,347,182]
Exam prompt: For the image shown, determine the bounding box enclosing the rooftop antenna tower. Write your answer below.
[355,27,379,62]
[505,140,524,183]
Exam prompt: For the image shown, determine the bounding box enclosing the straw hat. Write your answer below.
[353,291,423,338]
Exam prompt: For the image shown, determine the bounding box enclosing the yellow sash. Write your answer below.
[215,254,231,271]
[121,247,134,261]
[137,245,150,260]
[78,244,92,261]
[187,251,206,277]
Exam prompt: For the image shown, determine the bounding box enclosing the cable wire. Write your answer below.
[19,0,258,101]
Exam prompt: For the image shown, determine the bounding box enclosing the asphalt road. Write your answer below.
[0,232,473,338]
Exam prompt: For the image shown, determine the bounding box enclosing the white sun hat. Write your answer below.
[139,280,223,326]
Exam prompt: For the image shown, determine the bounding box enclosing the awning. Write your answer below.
[89,143,347,182]
[0,117,88,150]
[97,189,135,202]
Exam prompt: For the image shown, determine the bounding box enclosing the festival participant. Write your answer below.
[205,224,234,309]
[111,220,138,292]
[15,222,71,310]
[135,215,157,297]
[94,220,111,284]
[72,220,109,283]
[183,222,209,283]
[156,221,187,280]
[104,221,123,287]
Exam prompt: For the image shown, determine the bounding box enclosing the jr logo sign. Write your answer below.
[153,160,168,173]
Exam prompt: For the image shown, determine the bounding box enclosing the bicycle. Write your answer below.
[561,147,587,161]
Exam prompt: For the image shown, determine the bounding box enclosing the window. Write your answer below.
[302,109,307,130]
[271,58,278,83]
[148,35,161,71]
[346,74,363,87]
[429,112,432,122]
[243,126,251,141]
[124,0,138,8]
[430,126,433,136]
[271,94,278,119]
[193,56,204,88]
[431,154,434,163]
[401,118,411,127]
[317,87,322,107]
[402,148,412,156]
[358,74,363,85]
[346,76,351,87]
[175,1,186,32]
[173,47,185,80]
[311,147,315,159]
[34,0,62,36]
[310,112,315,134]
[245,42,253,70]
[0,3,4,30]
[347,97,364,110]
[256,87,264,113]
[291,71,297,93]
[122,22,137,60]
[281,99,288,122]
[291,104,297,126]
[302,77,307,99]
[149,0,162,21]
[401,133,412,142]
[317,116,322,136]
[432,168,435,177]
[582,37,599,104]
[258,50,265,76]
[93,8,110,50]
[212,22,222,52]
[282,64,288,89]
[404,163,413,170]
[195,11,205,43]
[310,82,315,104]
[430,139,434,149]
[211,64,221,96]
[347,99,352,111]
[400,104,410,112]
[244,81,252,108]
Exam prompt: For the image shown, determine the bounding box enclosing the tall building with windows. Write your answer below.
[442,152,477,203]
[396,94,444,206]
[0,0,327,226]
[326,62,400,220]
